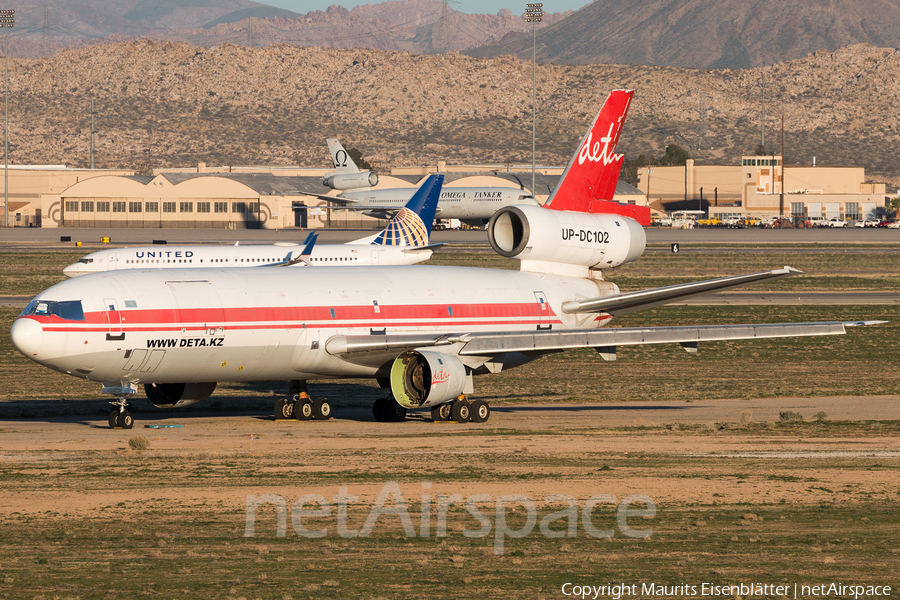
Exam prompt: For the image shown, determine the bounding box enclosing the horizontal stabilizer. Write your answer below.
[562,267,802,315]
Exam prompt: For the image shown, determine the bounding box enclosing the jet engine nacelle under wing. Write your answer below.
[488,204,646,272]
[390,351,467,409]
[323,171,379,190]
[145,382,218,409]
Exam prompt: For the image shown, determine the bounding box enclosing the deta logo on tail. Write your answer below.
[577,121,627,167]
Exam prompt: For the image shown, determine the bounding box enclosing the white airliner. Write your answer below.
[11,90,880,429]
[62,175,444,277]
[318,139,538,227]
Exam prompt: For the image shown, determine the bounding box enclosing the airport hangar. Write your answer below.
[10,162,645,229]
[3,156,887,228]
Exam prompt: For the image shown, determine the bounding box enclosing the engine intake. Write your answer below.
[390,351,467,409]
[145,382,217,408]
[323,171,378,190]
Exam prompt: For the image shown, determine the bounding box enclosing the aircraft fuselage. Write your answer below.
[12,265,613,386]
[339,187,538,220]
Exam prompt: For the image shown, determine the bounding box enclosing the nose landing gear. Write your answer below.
[103,383,138,429]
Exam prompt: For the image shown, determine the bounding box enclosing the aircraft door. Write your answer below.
[103,297,124,340]
[371,250,380,265]
[167,281,225,338]
[107,253,116,272]
[534,291,551,330]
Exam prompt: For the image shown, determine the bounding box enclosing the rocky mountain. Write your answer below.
[6,41,900,186]
[7,0,567,58]
[467,0,900,68]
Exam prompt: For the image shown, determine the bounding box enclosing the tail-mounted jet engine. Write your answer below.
[145,382,217,408]
[390,351,467,409]
[323,171,378,190]
[488,204,646,272]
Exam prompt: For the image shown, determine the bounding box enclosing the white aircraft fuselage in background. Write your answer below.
[336,187,538,221]
[62,240,430,277]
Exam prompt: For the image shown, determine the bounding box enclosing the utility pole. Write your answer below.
[1,9,12,228]
[525,3,542,196]
[760,70,765,150]
[779,114,785,218]
[90,97,95,169]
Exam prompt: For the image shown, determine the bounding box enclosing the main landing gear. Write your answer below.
[108,396,134,429]
[429,395,490,424]
[372,395,491,424]
[275,381,332,422]
[373,396,407,422]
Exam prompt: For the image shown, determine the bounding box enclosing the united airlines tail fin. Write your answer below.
[543,89,650,225]
[351,175,444,247]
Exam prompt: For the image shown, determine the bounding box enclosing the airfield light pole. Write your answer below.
[0,10,12,228]
[525,3,542,196]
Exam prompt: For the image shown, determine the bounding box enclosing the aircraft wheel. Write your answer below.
[120,411,135,429]
[295,397,313,421]
[313,397,332,420]
[373,397,388,422]
[469,400,490,423]
[384,398,407,422]
[274,398,294,420]
[450,399,470,424]
[431,403,452,422]
[108,410,120,429]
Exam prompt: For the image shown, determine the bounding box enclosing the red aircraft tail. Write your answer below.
[543,89,651,226]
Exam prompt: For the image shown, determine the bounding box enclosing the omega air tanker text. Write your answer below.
[11,90,880,429]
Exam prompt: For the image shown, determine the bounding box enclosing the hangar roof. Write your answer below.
[122,171,639,198]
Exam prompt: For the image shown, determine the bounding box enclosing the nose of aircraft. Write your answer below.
[62,263,81,277]
[11,317,43,357]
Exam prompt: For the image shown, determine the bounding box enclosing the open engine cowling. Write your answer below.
[145,382,217,408]
[488,205,646,270]
[323,171,378,190]
[390,351,467,409]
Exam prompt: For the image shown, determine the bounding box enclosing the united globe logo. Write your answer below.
[372,208,429,246]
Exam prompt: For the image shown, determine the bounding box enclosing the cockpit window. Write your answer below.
[20,299,86,321]
[78,258,94,264]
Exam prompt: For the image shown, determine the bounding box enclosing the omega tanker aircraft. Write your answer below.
[318,138,539,227]
[11,90,879,429]
[62,175,444,277]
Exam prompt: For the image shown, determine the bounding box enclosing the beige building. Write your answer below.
[637,157,887,221]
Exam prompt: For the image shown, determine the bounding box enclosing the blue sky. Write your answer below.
[269,0,590,16]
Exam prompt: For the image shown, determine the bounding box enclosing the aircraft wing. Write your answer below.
[296,193,361,206]
[266,233,317,267]
[401,243,444,253]
[324,321,883,365]
[562,267,802,316]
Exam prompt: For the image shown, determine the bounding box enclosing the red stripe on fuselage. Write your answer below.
[33,301,563,333]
